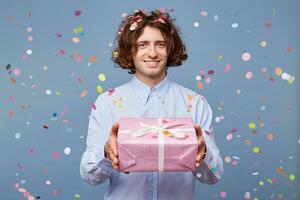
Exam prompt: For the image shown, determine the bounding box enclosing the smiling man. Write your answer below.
[80,9,223,200]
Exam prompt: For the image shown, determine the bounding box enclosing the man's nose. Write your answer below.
[147,45,158,58]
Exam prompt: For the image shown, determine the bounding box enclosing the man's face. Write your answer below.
[132,26,168,82]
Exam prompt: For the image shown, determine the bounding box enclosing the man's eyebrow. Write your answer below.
[137,40,167,43]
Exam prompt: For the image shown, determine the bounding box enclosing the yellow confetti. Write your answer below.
[98,73,106,82]
[72,37,80,43]
[96,85,103,93]
[258,181,264,186]
[289,174,295,181]
[253,146,261,154]
[249,122,256,129]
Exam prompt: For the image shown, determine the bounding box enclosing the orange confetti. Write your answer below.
[187,94,193,101]
[197,82,203,90]
[267,132,274,141]
[10,77,16,83]
[80,90,88,98]
[244,139,252,145]
[90,55,97,63]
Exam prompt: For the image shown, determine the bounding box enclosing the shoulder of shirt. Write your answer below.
[169,80,207,103]
[94,82,131,103]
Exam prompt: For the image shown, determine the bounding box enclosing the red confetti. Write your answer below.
[208,70,215,75]
[42,125,49,129]
[91,103,96,110]
[53,152,60,160]
[74,10,81,16]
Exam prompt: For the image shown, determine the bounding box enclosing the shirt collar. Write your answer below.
[129,74,170,105]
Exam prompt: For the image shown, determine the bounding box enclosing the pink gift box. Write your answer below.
[118,117,198,172]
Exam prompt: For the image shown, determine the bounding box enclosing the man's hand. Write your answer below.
[194,124,206,168]
[104,123,119,170]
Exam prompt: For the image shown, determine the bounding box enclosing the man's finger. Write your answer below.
[194,124,202,138]
[110,123,119,137]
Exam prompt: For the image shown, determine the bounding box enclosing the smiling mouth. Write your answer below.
[144,60,160,63]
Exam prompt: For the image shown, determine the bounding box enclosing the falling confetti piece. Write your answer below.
[194,22,199,27]
[80,90,88,98]
[245,71,253,80]
[242,52,251,61]
[43,125,49,129]
[45,89,52,95]
[224,156,231,163]
[74,194,81,198]
[220,191,227,198]
[289,174,295,181]
[74,10,81,16]
[224,64,231,73]
[260,41,267,47]
[232,22,238,28]
[98,73,106,81]
[26,49,32,55]
[200,10,208,16]
[253,146,261,154]
[197,82,203,90]
[90,55,97,63]
[15,132,21,139]
[72,37,80,43]
[64,147,71,155]
[11,77,17,83]
[249,122,256,129]
[274,67,282,76]
[26,26,32,32]
[266,133,274,141]
[53,152,60,160]
[96,85,103,93]
[258,181,264,186]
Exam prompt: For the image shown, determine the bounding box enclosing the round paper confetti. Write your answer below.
[245,71,253,80]
[98,73,106,81]
[72,37,80,43]
[232,23,238,28]
[13,68,20,76]
[90,55,97,63]
[249,122,256,129]
[96,85,103,93]
[27,26,32,32]
[236,89,241,95]
[28,36,33,42]
[258,181,264,186]
[244,192,251,199]
[266,133,274,141]
[15,132,21,139]
[242,52,251,61]
[46,180,51,185]
[214,14,219,21]
[200,10,208,16]
[195,75,201,81]
[224,156,231,163]
[289,174,295,181]
[45,89,52,95]
[215,116,220,123]
[260,41,267,47]
[274,67,282,76]
[53,152,59,160]
[220,191,227,198]
[64,147,71,155]
[74,10,81,16]
[253,146,261,154]
[26,49,32,55]
[194,22,199,27]
[260,105,266,111]
[74,194,81,198]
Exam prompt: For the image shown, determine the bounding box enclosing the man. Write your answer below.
[80,9,223,200]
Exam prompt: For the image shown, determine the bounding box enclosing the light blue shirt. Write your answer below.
[80,74,223,200]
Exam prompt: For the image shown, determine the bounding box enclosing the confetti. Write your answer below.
[98,73,106,81]
[74,10,81,16]
[245,71,253,80]
[96,85,103,93]
[252,146,261,154]
[26,49,32,55]
[194,22,199,27]
[45,89,52,95]
[72,37,80,43]
[53,152,60,160]
[232,22,238,28]
[64,147,71,155]
[242,52,251,61]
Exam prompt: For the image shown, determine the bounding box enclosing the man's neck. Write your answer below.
[135,71,167,89]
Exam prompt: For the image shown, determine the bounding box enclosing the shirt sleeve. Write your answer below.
[80,94,114,185]
[193,96,224,184]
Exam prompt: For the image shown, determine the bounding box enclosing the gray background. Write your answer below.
[0,0,299,199]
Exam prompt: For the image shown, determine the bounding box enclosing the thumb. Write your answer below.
[194,124,202,138]
[111,123,119,137]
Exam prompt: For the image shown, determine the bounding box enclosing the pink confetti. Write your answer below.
[56,32,62,38]
[29,148,34,155]
[205,77,211,84]
[220,191,227,198]
[91,103,96,110]
[53,152,60,160]
[9,96,14,102]
[208,70,214,75]
[226,133,233,140]
[200,10,208,16]
[9,109,14,118]
[17,163,24,170]
[245,71,253,80]
[224,64,231,73]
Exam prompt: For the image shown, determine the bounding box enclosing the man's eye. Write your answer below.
[138,43,147,48]
[158,43,166,48]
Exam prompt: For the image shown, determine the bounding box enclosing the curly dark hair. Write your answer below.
[111,9,188,74]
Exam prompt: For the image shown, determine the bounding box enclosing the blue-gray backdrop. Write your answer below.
[0,0,299,199]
